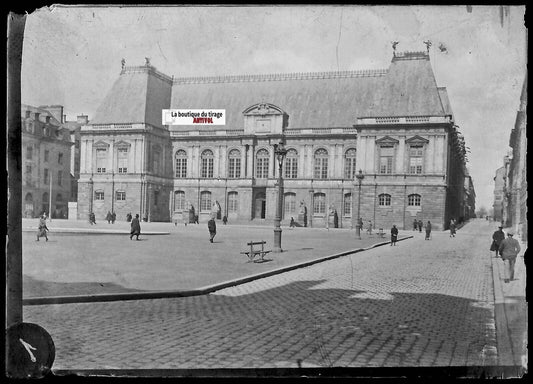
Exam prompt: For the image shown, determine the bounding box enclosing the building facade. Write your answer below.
[505,75,527,242]
[493,164,507,222]
[77,51,471,230]
[21,105,73,218]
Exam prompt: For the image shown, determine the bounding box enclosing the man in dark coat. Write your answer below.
[413,219,418,231]
[418,219,423,232]
[106,211,112,224]
[111,211,116,224]
[491,226,505,257]
[425,221,432,240]
[499,231,521,283]
[208,217,216,243]
[390,225,398,246]
[36,215,49,241]
[89,212,96,225]
[130,214,141,240]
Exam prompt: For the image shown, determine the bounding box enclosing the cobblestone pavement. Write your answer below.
[24,220,517,371]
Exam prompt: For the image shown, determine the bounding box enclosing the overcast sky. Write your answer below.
[20,5,526,212]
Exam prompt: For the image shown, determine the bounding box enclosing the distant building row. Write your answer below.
[493,75,527,242]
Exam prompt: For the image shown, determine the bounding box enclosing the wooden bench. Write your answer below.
[240,240,271,263]
[377,228,386,238]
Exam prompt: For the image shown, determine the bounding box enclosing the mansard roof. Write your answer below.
[90,51,450,131]
[90,65,172,128]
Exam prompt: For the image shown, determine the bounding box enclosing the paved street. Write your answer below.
[23,220,526,373]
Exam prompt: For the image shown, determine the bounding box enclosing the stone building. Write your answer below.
[505,75,527,241]
[493,164,507,223]
[77,50,471,230]
[21,104,73,218]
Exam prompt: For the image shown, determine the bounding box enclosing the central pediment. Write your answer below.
[243,103,289,135]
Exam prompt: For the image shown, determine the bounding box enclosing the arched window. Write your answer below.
[200,191,212,212]
[201,149,214,178]
[228,149,241,178]
[95,190,104,200]
[175,150,187,178]
[408,194,421,206]
[174,190,185,210]
[116,191,126,201]
[284,192,297,217]
[313,192,326,215]
[256,149,269,179]
[25,193,33,202]
[343,193,352,216]
[228,191,238,213]
[344,148,357,179]
[285,149,298,179]
[314,149,328,179]
[378,193,391,206]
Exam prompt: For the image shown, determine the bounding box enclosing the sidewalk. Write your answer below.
[491,235,528,369]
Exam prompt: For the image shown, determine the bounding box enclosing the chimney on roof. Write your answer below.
[34,112,40,121]
[77,115,89,125]
[63,114,67,123]
[25,110,31,118]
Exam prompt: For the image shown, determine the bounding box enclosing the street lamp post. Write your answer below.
[273,141,287,253]
[355,169,365,240]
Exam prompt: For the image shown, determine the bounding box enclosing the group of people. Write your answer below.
[105,211,117,224]
[491,225,521,283]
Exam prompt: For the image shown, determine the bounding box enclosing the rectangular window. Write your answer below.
[26,145,33,160]
[200,192,212,212]
[117,148,128,173]
[25,165,32,184]
[44,150,49,162]
[379,194,391,206]
[228,192,238,213]
[285,157,298,179]
[344,158,356,179]
[95,191,104,200]
[175,157,187,178]
[284,194,296,215]
[44,169,49,184]
[379,146,394,174]
[116,191,126,201]
[154,190,159,206]
[228,158,241,178]
[58,152,63,164]
[256,157,269,178]
[313,194,326,215]
[408,194,421,206]
[96,148,107,173]
[314,158,328,179]
[409,146,424,174]
[57,171,62,186]
[201,158,214,178]
[174,191,185,210]
[343,194,352,216]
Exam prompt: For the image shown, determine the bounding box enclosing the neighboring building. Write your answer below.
[21,104,73,218]
[60,114,89,202]
[463,170,476,220]
[78,50,471,230]
[493,164,507,223]
[505,74,527,242]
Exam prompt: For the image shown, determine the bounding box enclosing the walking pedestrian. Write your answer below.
[195,215,199,224]
[491,226,505,257]
[130,214,141,240]
[425,221,432,240]
[106,211,112,224]
[367,220,373,235]
[498,230,521,283]
[413,219,418,231]
[222,215,228,225]
[111,211,116,224]
[390,225,398,246]
[89,212,96,225]
[208,217,216,243]
[418,219,423,233]
[358,217,363,232]
[36,215,49,241]
[290,217,295,228]
[449,219,456,237]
